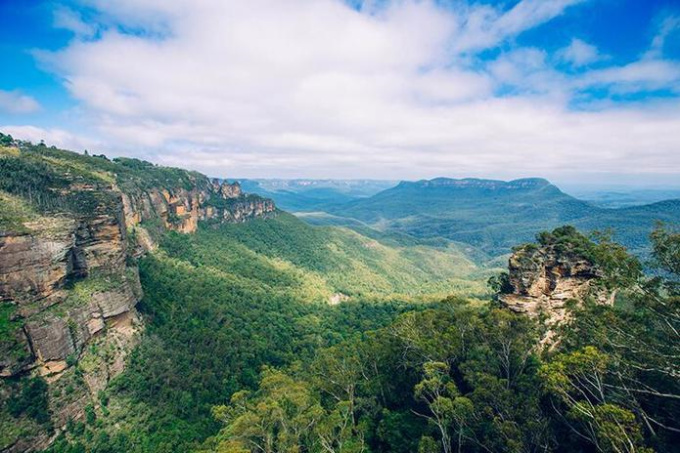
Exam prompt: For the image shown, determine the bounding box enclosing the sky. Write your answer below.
[1,0,679,186]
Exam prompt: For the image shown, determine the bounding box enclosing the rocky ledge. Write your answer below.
[122,179,276,234]
[499,239,614,343]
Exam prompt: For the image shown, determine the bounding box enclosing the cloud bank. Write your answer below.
[0,90,41,114]
[7,0,680,180]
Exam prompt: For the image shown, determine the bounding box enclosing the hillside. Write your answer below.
[201,226,680,453]
[184,213,490,302]
[0,136,280,451]
[36,215,453,451]
[326,177,680,255]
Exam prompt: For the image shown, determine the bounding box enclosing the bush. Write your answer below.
[6,377,52,426]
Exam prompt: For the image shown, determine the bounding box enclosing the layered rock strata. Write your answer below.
[499,243,615,342]
[0,168,276,450]
[1,178,276,378]
[121,180,275,234]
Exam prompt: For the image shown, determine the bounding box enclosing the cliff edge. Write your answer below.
[499,226,618,344]
[0,134,276,451]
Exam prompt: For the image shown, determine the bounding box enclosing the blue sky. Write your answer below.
[1,0,679,185]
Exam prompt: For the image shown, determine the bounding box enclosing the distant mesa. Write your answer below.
[401,177,552,190]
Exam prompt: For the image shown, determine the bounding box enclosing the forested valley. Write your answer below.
[45,223,680,453]
[1,138,679,453]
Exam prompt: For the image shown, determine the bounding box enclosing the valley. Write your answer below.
[0,137,490,452]
[1,136,679,453]
[2,1,679,452]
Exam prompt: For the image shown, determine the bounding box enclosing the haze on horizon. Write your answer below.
[1,0,680,186]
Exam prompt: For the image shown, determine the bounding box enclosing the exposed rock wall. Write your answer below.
[121,180,275,235]
[0,195,138,369]
[1,178,276,377]
[0,172,276,451]
[499,244,614,343]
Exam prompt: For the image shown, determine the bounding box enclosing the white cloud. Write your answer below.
[450,0,585,53]
[494,0,586,40]
[568,13,680,95]
[0,125,100,152]
[54,6,96,38]
[488,48,570,97]
[25,0,680,179]
[647,14,680,59]
[0,90,41,114]
[580,60,680,93]
[558,38,601,67]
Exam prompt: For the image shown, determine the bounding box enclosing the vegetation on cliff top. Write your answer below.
[0,134,213,228]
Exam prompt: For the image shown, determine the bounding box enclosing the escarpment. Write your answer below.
[499,229,615,343]
[121,178,275,235]
[0,141,276,451]
[0,213,135,373]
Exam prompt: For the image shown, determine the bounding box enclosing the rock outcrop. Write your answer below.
[0,197,144,451]
[499,242,615,343]
[1,179,276,375]
[0,206,136,376]
[121,180,275,235]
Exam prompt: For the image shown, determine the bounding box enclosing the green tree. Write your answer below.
[414,362,458,453]
[540,347,649,453]
[212,369,324,453]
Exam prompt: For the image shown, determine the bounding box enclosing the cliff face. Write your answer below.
[499,242,615,342]
[121,179,276,235]
[0,143,276,451]
[1,179,275,379]
[0,213,134,372]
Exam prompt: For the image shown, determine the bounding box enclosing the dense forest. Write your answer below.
[42,225,680,453]
[193,226,680,453]
[36,220,425,452]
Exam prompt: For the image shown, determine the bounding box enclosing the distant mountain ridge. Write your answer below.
[397,177,552,190]
[238,178,397,211]
[242,178,397,196]
[566,187,680,208]
[323,177,680,256]
[204,176,680,257]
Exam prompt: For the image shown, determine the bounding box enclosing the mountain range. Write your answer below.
[237,179,396,211]
[247,177,680,256]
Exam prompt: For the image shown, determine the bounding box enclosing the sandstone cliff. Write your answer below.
[0,141,276,451]
[499,233,615,343]
[121,178,275,235]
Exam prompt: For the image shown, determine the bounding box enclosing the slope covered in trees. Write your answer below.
[38,213,491,452]
[0,134,492,452]
[2,135,678,453]
[41,224,680,453]
[200,226,680,453]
